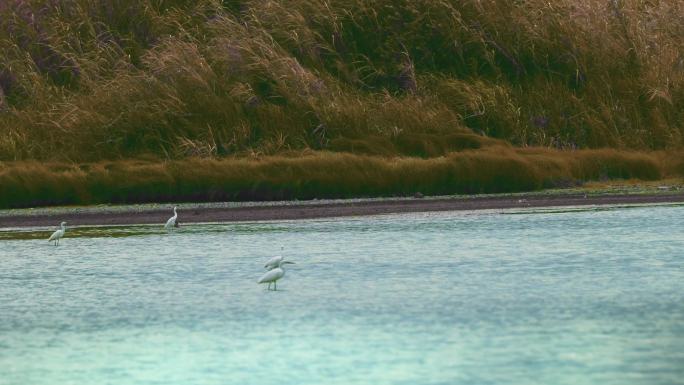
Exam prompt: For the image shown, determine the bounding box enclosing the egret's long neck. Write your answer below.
[173,208,177,217]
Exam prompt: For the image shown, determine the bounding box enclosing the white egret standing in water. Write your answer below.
[258,260,295,290]
[264,255,284,270]
[164,206,178,230]
[264,247,285,270]
[48,221,67,245]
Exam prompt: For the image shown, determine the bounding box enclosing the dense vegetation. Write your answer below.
[0,148,674,208]
[0,0,683,207]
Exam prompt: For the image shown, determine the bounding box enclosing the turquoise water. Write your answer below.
[1,205,683,385]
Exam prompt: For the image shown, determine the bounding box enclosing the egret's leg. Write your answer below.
[267,282,271,290]
[274,281,277,291]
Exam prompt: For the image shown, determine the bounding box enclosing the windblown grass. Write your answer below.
[0,147,673,209]
[0,0,683,162]
[1,1,682,207]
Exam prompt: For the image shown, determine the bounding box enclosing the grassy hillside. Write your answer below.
[1,0,683,161]
[0,0,683,207]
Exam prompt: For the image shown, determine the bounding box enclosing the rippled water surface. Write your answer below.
[1,205,683,385]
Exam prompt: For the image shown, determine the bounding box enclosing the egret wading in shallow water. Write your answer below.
[164,206,178,230]
[264,255,284,270]
[48,221,67,245]
[264,247,285,270]
[258,260,295,291]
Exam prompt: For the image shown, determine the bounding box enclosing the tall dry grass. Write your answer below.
[0,147,672,208]
[0,0,682,162]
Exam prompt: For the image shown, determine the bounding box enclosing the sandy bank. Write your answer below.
[1,192,684,228]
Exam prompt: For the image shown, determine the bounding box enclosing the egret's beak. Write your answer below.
[283,261,295,265]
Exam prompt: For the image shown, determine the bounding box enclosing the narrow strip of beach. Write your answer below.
[2,190,684,228]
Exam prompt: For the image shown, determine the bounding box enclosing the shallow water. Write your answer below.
[1,205,683,385]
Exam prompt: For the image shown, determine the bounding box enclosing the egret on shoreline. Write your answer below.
[258,260,295,291]
[164,206,178,230]
[48,221,67,245]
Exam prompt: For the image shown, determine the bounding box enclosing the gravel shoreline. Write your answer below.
[2,192,684,228]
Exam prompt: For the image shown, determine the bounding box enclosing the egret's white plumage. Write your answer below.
[164,206,178,230]
[258,260,295,290]
[48,221,67,245]
[264,255,284,270]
